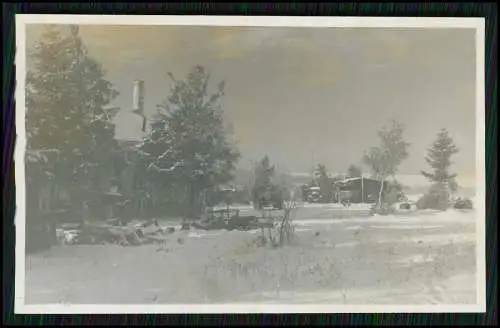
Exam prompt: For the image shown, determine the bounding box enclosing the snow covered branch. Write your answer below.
[147,161,183,174]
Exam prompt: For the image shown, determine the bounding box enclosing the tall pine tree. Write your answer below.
[252,155,276,209]
[421,128,459,204]
[26,25,119,205]
[317,164,333,203]
[139,65,240,219]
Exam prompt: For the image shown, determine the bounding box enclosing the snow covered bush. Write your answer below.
[416,184,449,210]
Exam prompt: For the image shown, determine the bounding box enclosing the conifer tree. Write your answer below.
[26,25,119,208]
[252,155,275,209]
[139,65,240,219]
[317,164,333,203]
[421,128,459,206]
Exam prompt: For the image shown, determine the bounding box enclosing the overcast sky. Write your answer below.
[26,24,477,177]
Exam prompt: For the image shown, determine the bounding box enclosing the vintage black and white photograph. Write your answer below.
[15,15,485,313]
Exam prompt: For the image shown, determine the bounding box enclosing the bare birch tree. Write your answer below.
[363,120,410,208]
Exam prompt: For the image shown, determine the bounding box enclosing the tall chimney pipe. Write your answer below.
[132,80,145,114]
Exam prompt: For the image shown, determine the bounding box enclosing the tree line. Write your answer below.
[27,25,245,222]
[307,118,462,210]
[26,25,464,233]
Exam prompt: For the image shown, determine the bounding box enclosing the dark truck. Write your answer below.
[306,186,322,203]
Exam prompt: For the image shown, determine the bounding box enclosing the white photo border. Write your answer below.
[14,14,486,314]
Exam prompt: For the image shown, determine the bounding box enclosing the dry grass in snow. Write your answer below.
[24,207,478,305]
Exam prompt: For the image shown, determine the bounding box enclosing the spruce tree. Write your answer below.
[421,129,459,206]
[252,155,275,209]
[26,25,119,203]
[139,65,240,219]
[317,164,333,203]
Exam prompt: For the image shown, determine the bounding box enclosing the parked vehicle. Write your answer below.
[307,186,321,203]
[453,197,473,209]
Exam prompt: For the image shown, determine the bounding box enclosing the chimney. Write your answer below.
[132,80,145,115]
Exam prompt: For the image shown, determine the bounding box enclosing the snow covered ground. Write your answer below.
[24,206,478,305]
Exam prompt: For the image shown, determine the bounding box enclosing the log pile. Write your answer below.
[58,218,176,246]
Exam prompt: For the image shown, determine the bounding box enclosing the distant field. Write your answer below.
[25,206,477,305]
